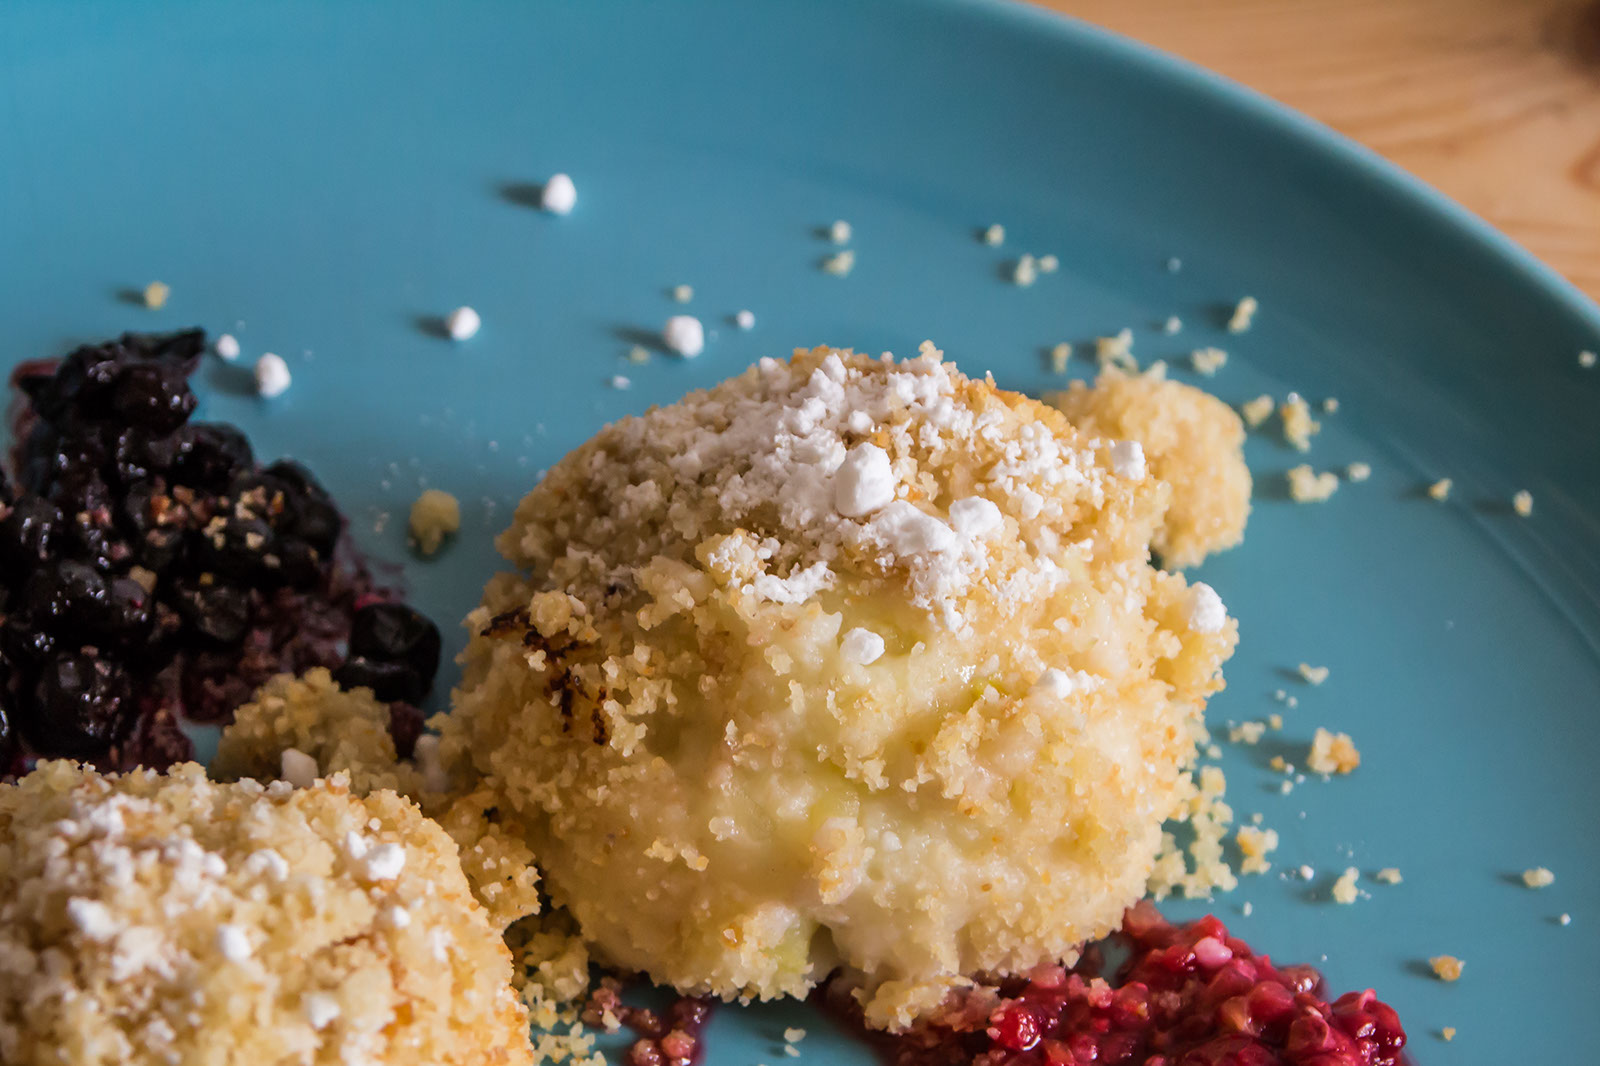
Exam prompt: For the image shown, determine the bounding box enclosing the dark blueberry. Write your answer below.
[110,362,196,435]
[0,496,60,577]
[122,328,206,374]
[18,344,122,423]
[262,461,343,555]
[63,510,133,573]
[1,615,58,667]
[111,427,185,484]
[333,655,425,704]
[195,516,282,583]
[24,560,148,646]
[275,538,325,590]
[0,698,14,765]
[19,651,135,758]
[0,467,12,508]
[16,421,59,494]
[171,581,253,646]
[348,602,441,685]
[171,423,253,489]
[137,526,189,574]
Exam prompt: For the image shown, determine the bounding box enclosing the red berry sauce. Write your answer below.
[824,901,1406,1066]
[583,978,715,1066]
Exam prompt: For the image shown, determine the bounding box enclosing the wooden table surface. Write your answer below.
[1035,0,1600,304]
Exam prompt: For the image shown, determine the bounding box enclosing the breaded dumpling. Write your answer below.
[1050,365,1250,569]
[443,344,1237,1027]
[0,762,532,1066]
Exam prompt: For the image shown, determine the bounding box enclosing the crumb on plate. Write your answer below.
[1430,955,1464,982]
[1307,727,1360,775]
[410,488,462,556]
[1287,465,1339,503]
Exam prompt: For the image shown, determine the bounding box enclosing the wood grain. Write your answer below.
[1033,0,1600,303]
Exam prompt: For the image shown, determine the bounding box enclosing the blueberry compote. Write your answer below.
[826,901,1406,1066]
[0,330,441,777]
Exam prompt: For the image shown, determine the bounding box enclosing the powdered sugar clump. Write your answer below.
[1184,582,1228,633]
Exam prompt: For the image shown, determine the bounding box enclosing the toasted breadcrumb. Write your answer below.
[1012,255,1038,286]
[1235,825,1279,875]
[1227,296,1258,333]
[982,223,1005,246]
[1267,713,1283,730]
[1287,465,1339,503]
[1279,395,1321,452]
[1559,913,1572,925]
[1522,866,1555,888]
[1512,490,1533,517]
[1430,956,1464,982]
[1345,462,1372,482]
[1322,397,1340,414]
[410,488,462,556]
[1442,1027,1456,1041]
[1298,663,1330,685]
[1095,328,1136,372]
[1375,868,1403,884]
[828,220,852,245]
[1240,394,1274,428]
[143,281,170,309]
[822,250,855,276]
[1229,721,1266,745]
[1428,478,1453,502]
[1331,867,1360,904]
[672,284,694,303]
[1307,727,1361,775]
[1049,365,1251,569]
[1163,316,1183,335]
[1038,254,1059,274]
[627,345,651,364]
[1049,342,1073,374]
[1189,347,1227,375]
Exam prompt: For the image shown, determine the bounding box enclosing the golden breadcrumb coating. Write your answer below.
[0,762,531,1066]
[443,344,1237,1028]
[1049,365,1251,569]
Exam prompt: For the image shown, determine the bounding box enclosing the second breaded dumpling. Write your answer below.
[1050,364,1251,569]
[0,762,532,1066]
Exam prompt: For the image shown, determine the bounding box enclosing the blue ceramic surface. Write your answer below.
[3,1,1598,1061]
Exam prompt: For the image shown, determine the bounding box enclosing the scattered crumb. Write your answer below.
[143,281,170,309]
[626,345,651,364]
[1048,342,1073,374]
[1331,866,1360,904]
[1228,721,1266,745]
[783,1028,807,1043]
[1189,347,1226,375]
[1287,465,1339,503]
[1298,864,1316,881]
[541,173,577,215]
[982,223,1005,246]
[1166,256,1182,272]
[1267,713,1283,730]
[1375,868,1403,885]
[1163,315,1183,335]
[829,219,852,245]
[1269,756,1288,772]
[662,315,705,357]
[446,306,481,341]
[610,375,631,390]
[1227,296,1258,333]
[1235,826,1279,875]
[1280,780,1294,794]
[1037,254,1059,273]
[253,353,291,398]
[735,309,756,330]
[1512,490,1533,517]
[1240,394,1274,428]
[409,489,462,557]
[1095,328,1136,372]
[1428,478,1453,502]
[1559,913,1572,926]
[1273,689,1288,703]
[214,333,241,361]
[1345,462,1372,482]
[1442,1027,1456,1042]
[1322,397,1340,414]
[1297,663,1330,686]
[1242,901,1253,916]
[1307,727,1360,775]
[1579,350,1596,369]
[1280,394,1321,451]
[1429,955,1464,982]
[822,249,855,276]
[1521,866,1555,888]
[1012,254,1038,287]
[671,284,694,303]
[783,1049,799,1059]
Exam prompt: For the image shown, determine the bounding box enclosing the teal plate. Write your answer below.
[3,1,1598,1061]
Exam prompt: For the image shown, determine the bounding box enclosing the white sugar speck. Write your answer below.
[1109,440,1146,480]
[446,306,481,340]
[363,843,407,882]
[663,315,705,358]
[840,627,886,666]
[217,924,252,962]
[735,309,756,330]
[1184,583,1227,634]
[541,173,577,215]
[253,354,291,398]
[214,333,240,361]
[834,443,897,517]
